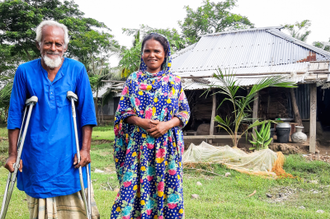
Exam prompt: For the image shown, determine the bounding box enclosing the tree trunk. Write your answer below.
[252,92,259,139]
[290,88,302,126]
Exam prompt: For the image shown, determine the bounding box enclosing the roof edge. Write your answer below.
[266,29,330,58]
[203,26,284,37]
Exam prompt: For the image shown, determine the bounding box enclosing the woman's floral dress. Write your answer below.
[111,69,190,219]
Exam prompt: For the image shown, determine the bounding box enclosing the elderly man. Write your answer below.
[5,20,100,218]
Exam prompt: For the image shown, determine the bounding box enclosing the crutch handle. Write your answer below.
[67,91,78,101]
[25,96,38,105]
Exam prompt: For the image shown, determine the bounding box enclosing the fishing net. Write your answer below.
[183,141,293,178]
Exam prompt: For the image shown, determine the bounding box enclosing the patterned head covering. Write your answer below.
[139,33,172,77]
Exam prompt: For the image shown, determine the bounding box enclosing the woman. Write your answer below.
[111,33,190,219]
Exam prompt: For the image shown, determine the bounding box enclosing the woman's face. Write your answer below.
[142,39,165,73]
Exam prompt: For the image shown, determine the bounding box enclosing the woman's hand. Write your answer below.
[126,116,182,138]
[138,118,157,131]
[125,116,156,131]
[147,117,182,138]
[147,120,170,138]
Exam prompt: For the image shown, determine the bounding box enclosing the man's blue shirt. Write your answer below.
[7,58,97,198]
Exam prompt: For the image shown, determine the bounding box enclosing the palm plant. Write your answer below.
[209,68,296,148]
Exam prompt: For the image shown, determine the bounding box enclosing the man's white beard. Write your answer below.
[43,54,62,68]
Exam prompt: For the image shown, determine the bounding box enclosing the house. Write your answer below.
[171,26,330,152]
[93,80,124,124]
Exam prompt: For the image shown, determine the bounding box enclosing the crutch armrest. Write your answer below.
[67,91,78,101]
[25,96,38,105]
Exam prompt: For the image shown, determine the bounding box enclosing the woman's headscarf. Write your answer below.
[138,33,172,77]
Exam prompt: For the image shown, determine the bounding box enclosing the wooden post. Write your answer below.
[209,90,216,144]
[290,88,303,126]
[252,92,259,138]
[309,84,317,153]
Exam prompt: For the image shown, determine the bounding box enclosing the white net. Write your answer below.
[183,141,281,178]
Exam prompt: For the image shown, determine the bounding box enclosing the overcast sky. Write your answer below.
[75,0,330,65]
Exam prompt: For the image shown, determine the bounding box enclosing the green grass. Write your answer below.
[93,123,113,132]
[183,161,330,218]
[92,125,114,141]
[1,126,330,218]
[0,125,7,138]
[0,126,8,166]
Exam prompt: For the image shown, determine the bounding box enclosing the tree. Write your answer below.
[313,39,330,52]
[208,68,296,148]
[0,0,119,70]
[282,19,311,42]
[0,44,24,123]
[0,0,120,119]
[119,25,187,78]
[179,0,254,45]
[88,56,109,124]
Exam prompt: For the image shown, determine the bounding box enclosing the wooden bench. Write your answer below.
[183,135,241,140]
[184,131,197,136]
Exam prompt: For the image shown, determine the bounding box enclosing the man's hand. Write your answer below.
[73,149,91,168]
[73,125,92,168]
[6,129,21,173]
[5,155,23,173]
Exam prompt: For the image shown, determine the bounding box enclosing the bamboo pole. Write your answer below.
[209,90,216,144]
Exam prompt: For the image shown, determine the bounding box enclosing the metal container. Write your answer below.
[276,122,291,143]
[276,118,293,122]
[276,122,291,128]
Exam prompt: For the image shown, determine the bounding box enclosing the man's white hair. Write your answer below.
[35,20,69,47]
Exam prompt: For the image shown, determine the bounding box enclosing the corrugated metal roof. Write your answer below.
[172,26,330,89]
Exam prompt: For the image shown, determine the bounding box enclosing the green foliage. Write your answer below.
[119,40,142,78]
[122,24,188,52]
[179,0,254,44]
[0,44,22,121]
[249,121,273,150]
[0,82,13,123]
[0,0,120,115]
[0,0,120,74]
[0,82,13,108]
[313,39,330,52]
[209,68,296,147]
[283,19,311,42]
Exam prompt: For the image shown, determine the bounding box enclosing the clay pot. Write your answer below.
[291,126,307,143]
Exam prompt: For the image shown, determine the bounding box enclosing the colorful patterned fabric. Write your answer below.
[111,37,190,219]
[26,186,100,219]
